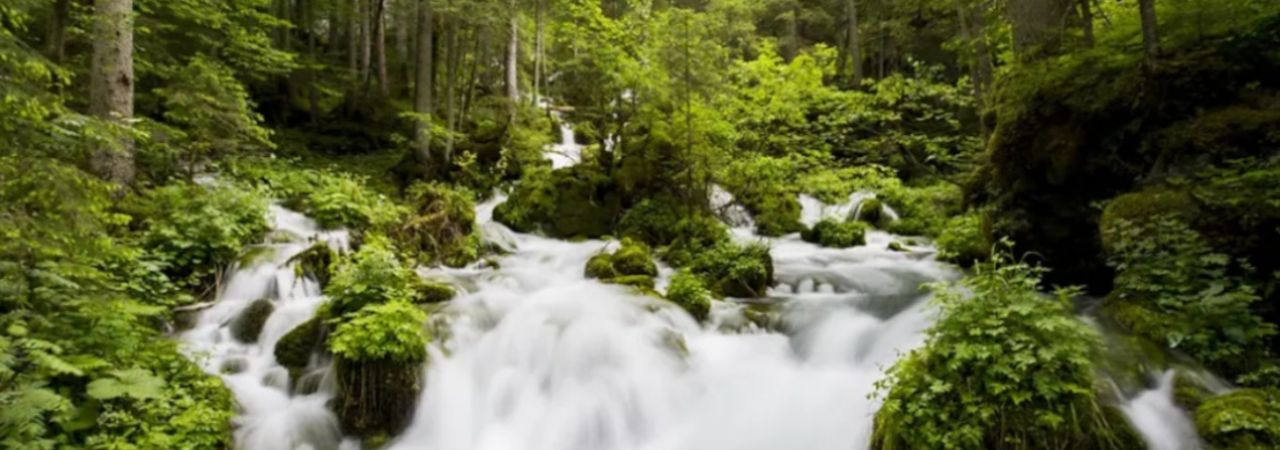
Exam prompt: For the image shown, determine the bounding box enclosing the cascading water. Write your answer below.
[546,111,583,169]
[180,178,1204,449]
[798,192,899,228]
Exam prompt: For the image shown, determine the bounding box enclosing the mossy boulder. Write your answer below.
[584,253,617,279]
[1195,389,1280,449]
[394,182,478,267]
[617,197,683,246]
[412,279,457,304]
[1099,188,1199,251]
[289,242,338,287]
[274,317,325,371]
[743,189,803,237]
[800,219,867,248]
[689,241,774,298]
[493,165,622,239]
[665,271,712,321]
[329,301,429,438]
[657,214,731,267]
[584,239,658,281]
[230,299,274,343]
[1175,370,1215,411]
[604,275,656,291]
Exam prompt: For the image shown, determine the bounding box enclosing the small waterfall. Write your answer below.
[709,184,754,230]
[1121,371,1202,450]
[546,113,583,169]
[799,192,899,229]
[181,205,349,450]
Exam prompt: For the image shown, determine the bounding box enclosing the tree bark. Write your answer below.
[1079,0,1095,47]
[414,0,435,170]
[305,0,319,125]
[1139,0,1159,64]
[444,16,458,164]
[1007,0,1074,59]
[534,0,544,105]
[89,0,135,187]
[360,0,371,86]
[47,0,70,64]
[374,0,388,94]
[846,0,862,85]
[506,0,520,106]
[348,0,359,81]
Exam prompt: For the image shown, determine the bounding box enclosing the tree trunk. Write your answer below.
[846,0,862,85]
[444,18,458,164]
[47,0,70,64]
[506,0,520,107]
[955,0,989,138]
[1007,0,1074,59]
[348,0,359,80]
[89,0,135,188]
[1139,0,1159,64]
[305,0,319,126]
[414,0,435,170]
[1079,0,1095,47]
[787,6,800,61]
[374,0,388,94]
[534,0,544,105]
[360,0,371,86]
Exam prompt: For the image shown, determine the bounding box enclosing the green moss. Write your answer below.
[887,241,907,252]
[800,219,867,248]
[493,165,622,239]
[289,243,337,287]
[274,317,324,370]
[585,253,617,279]
[1099,188,1199,251]
[617,197,683,246]
[689,240,774,298]
[658,214,731,267]
[611,239,658,277]
[604,275,656,291]
[1195,389,1280,449]
[745,190,804,237]
[666,271,712,321]
[393,182,478,267]
[412,279,456,303]
[238,246,277,268]
[230,299,274,343]
[1175,370,1215,411]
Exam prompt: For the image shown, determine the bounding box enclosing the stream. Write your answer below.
[178,127,1204,450]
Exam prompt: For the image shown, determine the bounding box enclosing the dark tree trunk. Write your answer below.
[1139,0,1159,64]
[89,0,135,188]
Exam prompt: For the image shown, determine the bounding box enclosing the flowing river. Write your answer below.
[178,129,1204,450]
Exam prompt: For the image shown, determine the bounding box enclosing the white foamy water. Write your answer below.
[799,192,900,229]
[180,193,1203,450]
[546,114,583,169]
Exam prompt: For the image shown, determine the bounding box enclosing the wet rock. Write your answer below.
[230,299,274,343]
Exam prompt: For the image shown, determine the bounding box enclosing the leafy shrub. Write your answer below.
[329,301,429,364]
[854,198,885,227]
[1195,389,1280,449]
[617,197,684,246]
[872,252,1140,450]
[936,212,990,266]
[493,165,622,238]
[124,182,269,297]
[666,271,712,321]
[154,56,273,172]
[880,182,962,237]
[236,163,403,231]
[289,242,338,288]
[394,182,478,267]
[689,240,774,298]
[1103,215,1273,378]
[657,214,731,267]
[801,219,867,248]
[322,238,416,319]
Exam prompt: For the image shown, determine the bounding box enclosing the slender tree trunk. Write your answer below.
[89,0,135,187]
[396,0,411,94]
[461,27,481,125]
[305,0,319,125]
[846,0,862,85]
[787,6,800,61]
[47,0,70,64]
[444,17,458,164]
[360,0,371,86]
[329,1,342,58]
[1079,0,1095,47]
[414,0,435,169]
[348,0,359,80]
[1139,0,1159,64]
[1007,0,1074,59]
[373,0,388,94]
[506,0,520,107]
[955,0,988,138]
[534,0,544,105]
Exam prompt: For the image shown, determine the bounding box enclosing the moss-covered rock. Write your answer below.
[274,317,325,371]
[800,219,867,248]
[584,253,617,279]
[394,182,478,267]
[412,279,456,303]
[604,275,656,291]
[689,241,774,298]
[231,299,274,343]
[1195,389,1280,449]
[1175,370,1215,411]
[744,189,804,237]
[666,271,712,321]
[617,196,683,246]
[329,301,429,438]
[289,242,338,287]
[887,241,908,252]
[611,239,658,277]
[658,214,731,267]
[1099,188,1199,251]
[493,165,622,239]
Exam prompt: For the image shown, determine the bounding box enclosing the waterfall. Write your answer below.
[180,193,1204,450]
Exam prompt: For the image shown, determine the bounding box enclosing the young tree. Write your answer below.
[1138,0,1159,64]
[507,0,520,106]
[415,0,436,171]
[845,0,862,85]
[89,0,135,187]
[1007,0,1074,59]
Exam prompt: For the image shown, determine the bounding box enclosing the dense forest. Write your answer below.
[1,0,1278,448]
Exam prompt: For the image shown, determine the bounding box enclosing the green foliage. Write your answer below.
[689,240,774,298]
[493,165,621,239]
[322,238,416,319]
[235,162,404,231]
[584,239,658,292]
[880,182,962,237]
[936,212,991,266]
[716,156,804,236]
[329,301,429,364]
[873,251,1138,450]
[123,182,270,299]
[1195,389,1280,449]
[394,182,479,267]
[617,197,684,246]
[289,243,338,288]
[1103,215,1274,378]
[151,56,273,175]
[854,198,886,227]
[666,271,713,322]
[801,219,867,248]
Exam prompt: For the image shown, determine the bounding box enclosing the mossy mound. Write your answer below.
[1195,389,1280,449]
[616,196,683,246]
[493,165,622,239]
[689,240,774,298]
[585,253,617,279]
[230,299,274,343]
[741,189,803,237]
[1099,188,1199,251]
[657,214,731,267]
[412,279,457,304]
[604,275,656,291]
[394,182,478,267]
[274,317,325,371]
[289,242,338,287]
[1175,370,1215,411]
[800,218,867,248]
[329,301,429,438]
[585,239,659,292]
[665,271,712,321]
